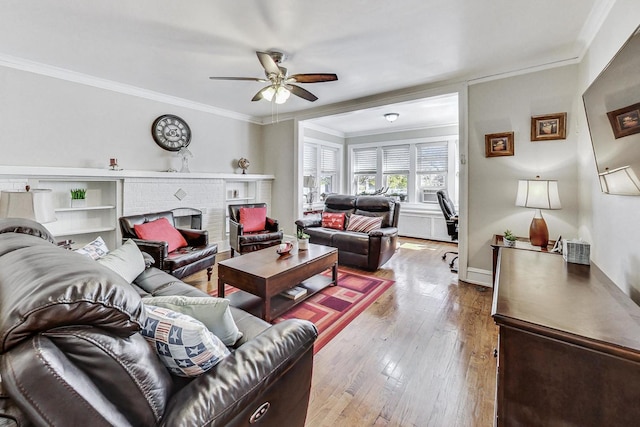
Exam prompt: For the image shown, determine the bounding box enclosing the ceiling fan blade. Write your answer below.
[288,84,318,102]
[209,76,267,82]
[288,73,338,83]
[251,86,272,102]
[256,51,282,76]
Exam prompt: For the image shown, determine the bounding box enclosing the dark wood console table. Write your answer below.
[492,249,640,426]
[490,234,556,285]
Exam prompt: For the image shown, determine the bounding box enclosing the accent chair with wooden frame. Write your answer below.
[228,203,283,256]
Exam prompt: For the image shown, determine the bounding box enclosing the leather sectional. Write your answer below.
[0,218,317,427]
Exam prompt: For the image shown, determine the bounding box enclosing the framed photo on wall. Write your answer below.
[607,102,640,139]
[531,112,567,141]
[485,132,514,157]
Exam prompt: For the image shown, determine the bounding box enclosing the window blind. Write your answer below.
[382,145,410,173]
[321,147,338,173]
[416,143,448,172]
[304,143,317,175]
[353,148,377,173]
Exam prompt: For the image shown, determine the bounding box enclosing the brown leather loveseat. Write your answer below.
[0,219,317,427]
[295,194,400,270]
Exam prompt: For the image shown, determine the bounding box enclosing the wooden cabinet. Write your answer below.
[492,249,640,426]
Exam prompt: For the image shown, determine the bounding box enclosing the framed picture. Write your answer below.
[485,132,514,157]
[531,112,567,141]
[607,102,640,139]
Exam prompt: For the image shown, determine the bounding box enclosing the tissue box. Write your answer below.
[562,239,590,265]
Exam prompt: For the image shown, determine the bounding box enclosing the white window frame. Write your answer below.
[303,138,343,203]
[348,136,458,205]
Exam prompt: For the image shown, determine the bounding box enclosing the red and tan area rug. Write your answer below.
[212,268,394,353]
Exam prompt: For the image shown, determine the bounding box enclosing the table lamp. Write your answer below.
[0,185,57,223]
[515,178,561,248]
[598,166,640,195]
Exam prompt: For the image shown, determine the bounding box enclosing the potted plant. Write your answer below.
[70,188,87,208]
[503,229,517,247]
[297,228,310,250]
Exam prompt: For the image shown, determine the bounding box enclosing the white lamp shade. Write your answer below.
[515,179,561,210]
[303,175,316,188]
[0,189,57,223]
[599,166,640,195]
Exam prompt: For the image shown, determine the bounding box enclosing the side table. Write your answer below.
[490,234,556,285]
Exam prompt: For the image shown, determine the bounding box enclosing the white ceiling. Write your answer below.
[0,0,604,134]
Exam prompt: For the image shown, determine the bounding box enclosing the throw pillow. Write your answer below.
[74,236,109,260]
[97,239,146,283]
[239,207,267,233]
[141,295,243,346]
[321,212,346,230]
[134,217,187,253]
[346,214,383,233]
[141,305,230,377]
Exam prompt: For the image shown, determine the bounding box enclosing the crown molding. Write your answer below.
[575,0,617,60]
[0,53,262,124]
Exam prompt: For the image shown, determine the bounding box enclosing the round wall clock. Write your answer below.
[151,114,191,151]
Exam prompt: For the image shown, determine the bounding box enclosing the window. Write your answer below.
[416,142,448,203]
[353,147,377,195]
[320,146,338,195]
[349,138,457,204]
[382,145,409,199]
[303,141,343,204]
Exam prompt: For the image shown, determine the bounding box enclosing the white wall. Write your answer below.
[262,119,297,236]
[577,0,640,300]
[0,66,262,174]
[467,65,580,273]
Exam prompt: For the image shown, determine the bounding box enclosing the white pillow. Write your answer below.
[74,236,109,260]
[142,295,243,346]
[141,305,230,377]
[97,239,146,283]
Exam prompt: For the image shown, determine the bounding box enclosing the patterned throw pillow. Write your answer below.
[346,214,383,233]
[321,212,346,230]
[141,305,230,377]
[142,296,243,346]
[74,236,109,260]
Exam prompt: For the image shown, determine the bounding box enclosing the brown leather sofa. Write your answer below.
[295,194,400,270]
[0,218,317,427]
[119,210,218,280]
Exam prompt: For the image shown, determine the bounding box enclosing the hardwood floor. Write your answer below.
[184,237,498,427]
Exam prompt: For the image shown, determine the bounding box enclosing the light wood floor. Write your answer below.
[184,237,498,427]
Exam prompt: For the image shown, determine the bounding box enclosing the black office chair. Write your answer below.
[437,190,458,272]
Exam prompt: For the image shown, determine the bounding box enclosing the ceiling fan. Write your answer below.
[209,51,338,104]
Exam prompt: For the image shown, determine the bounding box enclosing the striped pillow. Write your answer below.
[346,214,383,233]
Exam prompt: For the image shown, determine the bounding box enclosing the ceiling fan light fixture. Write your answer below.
[275,86,291,104]
[384,113,400,123]
[262,85,277,102]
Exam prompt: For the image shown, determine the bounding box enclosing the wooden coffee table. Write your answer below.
[217,243,338,322]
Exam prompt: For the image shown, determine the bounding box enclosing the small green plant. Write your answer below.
[503,229,517,241]
[297,228,310,240]
[70,188,87,200]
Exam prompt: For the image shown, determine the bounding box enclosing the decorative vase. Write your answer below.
[298,238,309,250]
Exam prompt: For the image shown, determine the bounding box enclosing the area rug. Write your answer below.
[210,268,394,353]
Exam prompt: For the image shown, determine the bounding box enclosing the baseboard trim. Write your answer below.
[463,267,493,288]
